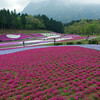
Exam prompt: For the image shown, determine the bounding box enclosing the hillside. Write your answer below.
[22,0,100,23]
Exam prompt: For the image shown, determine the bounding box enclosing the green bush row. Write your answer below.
[88,39,98,44]
[66,39,99,45]
[66,41,82,45]
[54,43,63,45]
[54,39,99,45]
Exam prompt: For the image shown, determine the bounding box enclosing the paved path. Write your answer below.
[0,45,100,55]
[76,45,100,51]
[0,46,50,55]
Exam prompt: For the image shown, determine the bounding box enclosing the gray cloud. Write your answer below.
[30,0,48,2]
[64,0,100,4]
[0,0,29,12]
[30,0,100,4]
[0,0,100,13]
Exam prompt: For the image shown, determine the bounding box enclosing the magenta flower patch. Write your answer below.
[0,46,100,100]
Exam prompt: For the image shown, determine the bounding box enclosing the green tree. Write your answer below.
[84,23,96,35]
[11,11,18,30]
[0,9,7,30]
[17,16,21,29]
[21,14,27,29]
[25,15,45,29]
[25,15,34,29]
[32,18,45,29]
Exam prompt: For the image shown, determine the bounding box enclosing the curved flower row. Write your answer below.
[0,46,100,100]
[59,37,86,42]
[29,33,44,37]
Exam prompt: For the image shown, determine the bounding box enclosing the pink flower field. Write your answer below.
[0,46,100,100]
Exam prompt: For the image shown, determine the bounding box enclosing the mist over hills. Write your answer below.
[22,0,100,23]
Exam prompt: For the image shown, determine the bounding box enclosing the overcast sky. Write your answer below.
[0,0,100,13]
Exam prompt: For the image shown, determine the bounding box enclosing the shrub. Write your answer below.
[88,39,98,44]
[67,42,73,45]
[77,41,82,44]
[54,42,63,45]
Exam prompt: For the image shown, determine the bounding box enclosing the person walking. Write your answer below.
[54,38,56,44]
[23,41,25,47]
[86,36,90,40]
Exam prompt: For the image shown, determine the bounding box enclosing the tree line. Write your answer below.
[1,9,100,35]
[64,19,100,35]
[0,9,64,33]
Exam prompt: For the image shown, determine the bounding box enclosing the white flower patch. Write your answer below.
[41,33,57,36]
[6,34,20,38]
[47,35,61,39]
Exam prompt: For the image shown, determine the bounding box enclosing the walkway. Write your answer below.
[0,45,99,55]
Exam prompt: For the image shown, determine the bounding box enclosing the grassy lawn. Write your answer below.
[0,29,50,34]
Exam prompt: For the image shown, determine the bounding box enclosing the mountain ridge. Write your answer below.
[22,0,100,23]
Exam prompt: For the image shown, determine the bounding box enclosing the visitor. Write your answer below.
[23,41,25,46]
[54,38,56,44]
[86,36,90,40]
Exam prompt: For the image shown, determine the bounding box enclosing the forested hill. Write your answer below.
[0,9,64,33]
[64,19,100,35]
[22,0,100,23]
[1,9,100,35]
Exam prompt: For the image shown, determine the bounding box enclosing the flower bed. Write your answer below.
[0,34,33,42]
[64,35,80,38]
[59,37,86,42]
[41,33,60,37]
[0,46,100,100]
[0,42,21,46]
[29,33,44,37]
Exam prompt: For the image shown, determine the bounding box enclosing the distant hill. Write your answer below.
[22,0,100,23]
